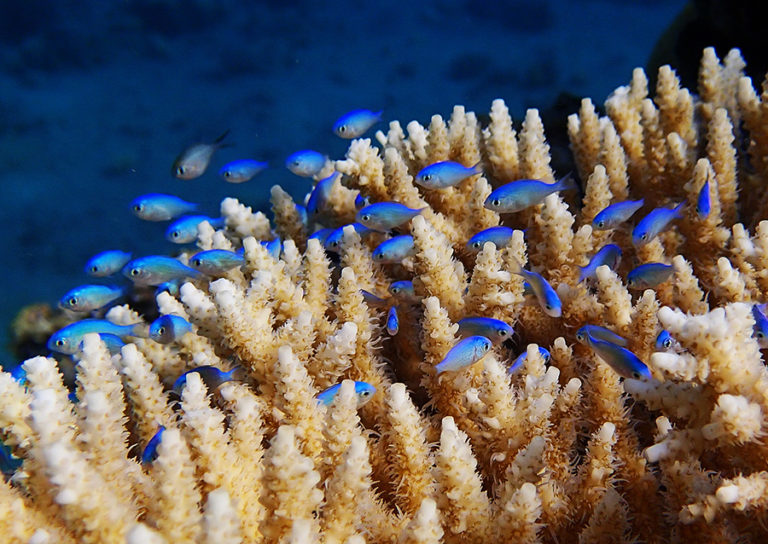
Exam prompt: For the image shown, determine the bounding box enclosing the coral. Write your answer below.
[3,47,768,543]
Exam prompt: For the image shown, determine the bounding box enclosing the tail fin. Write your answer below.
[673,201,685,217]
[470,162,483,176]
[555,172,577,191]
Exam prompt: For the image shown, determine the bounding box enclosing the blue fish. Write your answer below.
[415,161,482,189]
[592,199,644,230]
[484,174,576,213]
[466,226,516,253]
[9,363,27,385]
[48,319,143,355]
[1,440,22,476]
[360,289,390,308]
[509,261,562,317]
[355,193,370,209]
[388,280,416,301]
[522,281,535,298]
[59,285,125,313]
[85,250,132,277]
[583,332,652,380]
[189,249,245,275]
[122,256,202,286]
[306,172,339,218]
[632,203,684,246]
[308,228,334,245]
[752,305,768,348]
[295,204,308,227]
[172,130,229,180]
[260,238,282,260]
[130,193,198,221]
[457,317,513,344]
[316,380,377,407]
[166,215,226,244]
[627,263,674,290]
[386,306,399,335]
[575,325,628,347]
[578,244,622,283]
[372,235,416,263]
[325,223,374,253]
[219,159,268,183]
[508,346,551,374]
[141,426,165,464]
[333,109,382,138]
[356,202,424,231]
[286,150,328,177]
[696,180,711,219]
[172,365,238,396]
[655,330,675,351]
[435,336,493,373]
[149,315,194,344]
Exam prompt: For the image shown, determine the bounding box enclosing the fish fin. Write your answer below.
[577,265,587,283]
[673,201,685,216]
[470,162,483,176]
[556,172,577,191]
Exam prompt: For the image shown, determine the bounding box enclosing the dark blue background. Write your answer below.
[0,1,687,364]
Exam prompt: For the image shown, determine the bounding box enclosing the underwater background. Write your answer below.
[1,0,754,365]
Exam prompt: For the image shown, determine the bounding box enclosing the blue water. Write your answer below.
[0,1,686,365]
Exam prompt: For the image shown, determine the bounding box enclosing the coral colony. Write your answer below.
[3,47,768,543]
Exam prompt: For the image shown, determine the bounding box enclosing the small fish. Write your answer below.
[388,280,417,301]
[457,317,513,344]
[356,202,424,231]
[308,228,334,245]
[360,289,390,308]
[172,365,238,396]
[48,319,143,355]
[592,199,644,230]
[354,193,370,209]
[172,130,229,180]
[286,150,328,177]
[466,226,516,252]
[696,180,711,219]
[261,238,282,260]
[752,305,768,348]
[295,204,308,227]
[415,161,482,189]
[575,325,628,347]
[508,260,562,317]
[85,250,132,277]
[627,262,674,290]
[583,333,652,380]
[59,285,125,312]
[166,215,226,244]
[386,306,399,335]
[435,335,493,373]
[484,174,576,213]
[141,426,165,464]
[306,172,339,218]
[333,109,382,138]
[325,223,374,253]
[1,440,22,476]
[122,256,202,286]
[219,159,267,183]
[578,244,622,283]
[149,315,193,344]
[372,235,416,263]
[80,333,125,355]
[655,330,675,351]
[316,380,377,407]
[508,346,551,374]
[130,193,198,221]
[155,280,181,297]
[189,249,244,275]
[632,202,684,246]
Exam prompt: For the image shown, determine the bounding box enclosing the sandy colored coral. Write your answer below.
[3,47,768,543]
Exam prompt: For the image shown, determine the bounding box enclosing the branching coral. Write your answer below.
[3,47,768,543]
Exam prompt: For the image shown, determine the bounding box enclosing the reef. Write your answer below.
[2,47,768,543]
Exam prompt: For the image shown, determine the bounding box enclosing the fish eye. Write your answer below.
[55,339,64,347]
[596,220,605,228]
[90,265,99,273]
[68,297,78,306]
[361,390,370,396]
[498,329,508,336]
[632,372,641,379]
[172,231,180,238]
[640,233,648,240]
[192,259,201,267]
[472,241,481,249]
[492,198,501,207]
[391,287,400,294]
[663,339,672,348]
[423,175,431,181]
[546,304,553,310]
[339,125,347,133]
[133,204,142,212]
[576,332,584,341]
[223,171,231,178]
[361,214,370,222]
[130,268,140,276]
[758,331,765,338]
[158,327,166,335]
[176,166,185,176]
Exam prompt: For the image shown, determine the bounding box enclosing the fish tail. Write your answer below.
[673,202,685,217]
[214,129,230,145]
[577,265,587,283]
[556,172,577,192]
[470,162,483,176]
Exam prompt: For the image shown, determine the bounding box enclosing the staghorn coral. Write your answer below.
[2,47,768,543]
